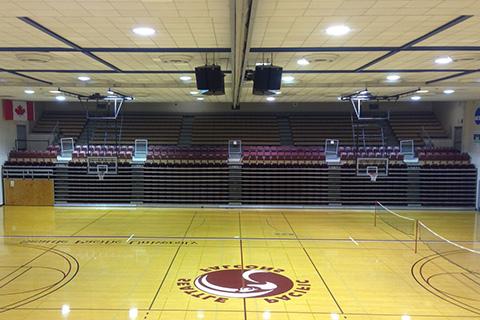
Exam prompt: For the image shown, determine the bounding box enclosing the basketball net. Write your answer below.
[98,171,106,180]
[368,171,378,182]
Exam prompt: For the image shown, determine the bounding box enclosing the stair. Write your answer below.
[178,115,194,146]
[278,116,293,145]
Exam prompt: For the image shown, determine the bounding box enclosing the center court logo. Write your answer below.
[177,265,311,304]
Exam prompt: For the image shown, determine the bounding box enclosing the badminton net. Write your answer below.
[374,201,417,237]
[417,221,480,274]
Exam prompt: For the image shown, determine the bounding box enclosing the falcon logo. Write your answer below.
[15,105,26,116]
[177,265,311,304]
[194,269,293,298]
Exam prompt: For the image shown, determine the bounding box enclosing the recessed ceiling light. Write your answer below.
[386,74,400,81]
[417,89,429,93]
[78,76,90,81]
[297,58,310,66]
[443,89,455,94]
[410,96,421,101]
[435,56,453,65]
[49,90,61,94]
[132,27,156,36]
[326,25,351,36]
[24,89,35,94]
[190,91,199,95]
[56,95,66,101]
[180,76,192,81]
[196,97,204,101]
[282,75,295,83]
[266,97,276,102]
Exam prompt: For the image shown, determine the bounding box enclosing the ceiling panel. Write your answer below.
[248,51,388,70]
[94,52,231,71]
[0,51,112,70]
[367,51,480,70]
[0,17,69,47]
[414,16,480,46]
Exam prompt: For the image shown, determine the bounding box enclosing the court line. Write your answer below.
[70,210,112,236]
[147,212,197,311]
[238,212,248,320]
[5,233,477,243]
[0,267,31,289]
[281,212,345,315]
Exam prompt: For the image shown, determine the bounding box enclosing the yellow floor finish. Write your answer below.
[0,206,479,320]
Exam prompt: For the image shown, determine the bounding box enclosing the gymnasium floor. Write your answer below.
[0,206,478,320]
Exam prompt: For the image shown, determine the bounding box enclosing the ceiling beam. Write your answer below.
[250,46,480,53]
[233,0,257,109]
[426,69,480,84]
[18,17,122,72]
[0,69,52,85]
[354,15,473,71]
[6,69,232,74]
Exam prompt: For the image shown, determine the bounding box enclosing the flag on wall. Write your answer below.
[2,100,35,121]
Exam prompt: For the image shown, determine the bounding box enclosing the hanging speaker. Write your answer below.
[195,64,225,95]
[253,65,283,95]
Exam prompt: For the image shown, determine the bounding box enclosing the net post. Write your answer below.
[414,220,419,253]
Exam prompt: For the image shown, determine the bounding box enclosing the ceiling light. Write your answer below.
[337,96,342,101]
[78,76,90,81]
[49,90,61,94]
[410,96,421,101]
[56,95,66,101]
[386,74,400,81]
[256,62,271,66]
[107,89,114,94]
[443,89,455,94]
[417,89,429,93]
[190,91,199,95]
[196,97,204,101]
[326,25,351,36]
[24,89,35,94]
[297,58,310,66]
[132,27,156,36]
[435,56,453,65]
[266,96,276,102]
[282,75,295,83]
[180,76,192,81]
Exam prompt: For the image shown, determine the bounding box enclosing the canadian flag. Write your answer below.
[3,100,35,121]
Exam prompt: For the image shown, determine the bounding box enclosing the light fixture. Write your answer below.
[180,76,192,81]
[386,74,400,82]
[61,304,70,316]
[326,25,351,36]
[282,75,295,83]
[337,96,342,101]
[49,90,61,94]
[132,27,156,36]
[24,89,35,94]
[196,97,204,101]
[255,62,271,66]
[129,307,138,319]
[417,89,429,93]
[56,95,66,101]
[266,96,276,102]
[78,76,90,81]
[125,96,134,101]
[443,89,455,94]
[410,96,421,101]
[190,91,199,95]
[297,58,310,66]
[435,56,453,65]
[107,89,114,95]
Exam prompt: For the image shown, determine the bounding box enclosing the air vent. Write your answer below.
[15,53,51,64]
[304,53,339,63]
[0,95,13,99]
[153,55,193,64]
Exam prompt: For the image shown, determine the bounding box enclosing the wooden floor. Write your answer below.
[0,206,479,320]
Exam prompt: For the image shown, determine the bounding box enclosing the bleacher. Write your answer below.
[85,114,182,145]
[32,111,87,141]
[191,115,280,145]
[389,112,448,146]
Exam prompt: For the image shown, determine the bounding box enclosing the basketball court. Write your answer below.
[1,205,478,320]
[1,1,480,320]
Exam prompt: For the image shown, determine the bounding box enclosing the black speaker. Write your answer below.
[195,64,225,95]
[253,65,283,95]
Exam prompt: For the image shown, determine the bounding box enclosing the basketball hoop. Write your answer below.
[366,166,378,182]
[97,164,108,181]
